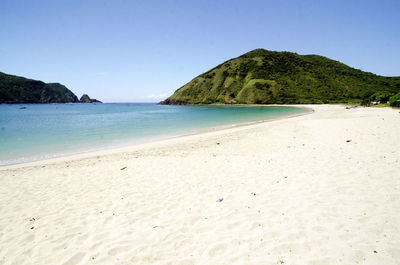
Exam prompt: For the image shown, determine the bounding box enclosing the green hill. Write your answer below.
[0,72,101,104]
[160,49,400,105]
[0,72,79,103]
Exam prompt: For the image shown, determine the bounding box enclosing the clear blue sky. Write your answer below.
[1,0,399,102]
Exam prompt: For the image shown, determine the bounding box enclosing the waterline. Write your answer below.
[0,103,310,165]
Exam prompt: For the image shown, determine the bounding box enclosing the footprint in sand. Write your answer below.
[76,233,89,244]
[61,252,85,265]
[24,234,35,242]
[388,248,400,260]
[108,245,132,256]
[208,243,227,257]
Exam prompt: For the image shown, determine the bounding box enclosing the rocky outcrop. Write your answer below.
[79,94,102,103]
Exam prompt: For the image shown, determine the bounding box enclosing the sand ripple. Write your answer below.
[0,105,399,264]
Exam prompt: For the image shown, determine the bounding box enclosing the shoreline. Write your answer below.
[1,105,312,169]
[1,104,399,264]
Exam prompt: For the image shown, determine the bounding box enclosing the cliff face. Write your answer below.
[0,72,101,104]
[161,49,400,105]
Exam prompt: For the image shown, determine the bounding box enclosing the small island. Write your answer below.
[79,94,102,103]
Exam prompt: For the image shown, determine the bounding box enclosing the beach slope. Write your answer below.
[0,105,399,264]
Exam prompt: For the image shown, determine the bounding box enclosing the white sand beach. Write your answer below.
[0,104,399,265]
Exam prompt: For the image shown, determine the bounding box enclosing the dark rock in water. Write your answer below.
[79,94,102,103]
[19,106,27,109]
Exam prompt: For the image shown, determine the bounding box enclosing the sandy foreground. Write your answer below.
[0,104,399,265]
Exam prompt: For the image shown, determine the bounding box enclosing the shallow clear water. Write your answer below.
[0,103,309,165]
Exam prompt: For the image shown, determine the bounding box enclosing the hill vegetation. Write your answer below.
[0,72,100,104]
[160,49,400,105]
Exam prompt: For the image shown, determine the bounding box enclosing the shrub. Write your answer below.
[389,93,400,107]
[361,98,371,107]
[370,91,394,103]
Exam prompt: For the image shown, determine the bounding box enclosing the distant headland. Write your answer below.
[160,49,400,106]
[0,72,101,104]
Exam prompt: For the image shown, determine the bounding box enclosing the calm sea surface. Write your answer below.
[0,103,310,165]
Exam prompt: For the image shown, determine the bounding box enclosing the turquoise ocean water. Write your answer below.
[0,103,309,165]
